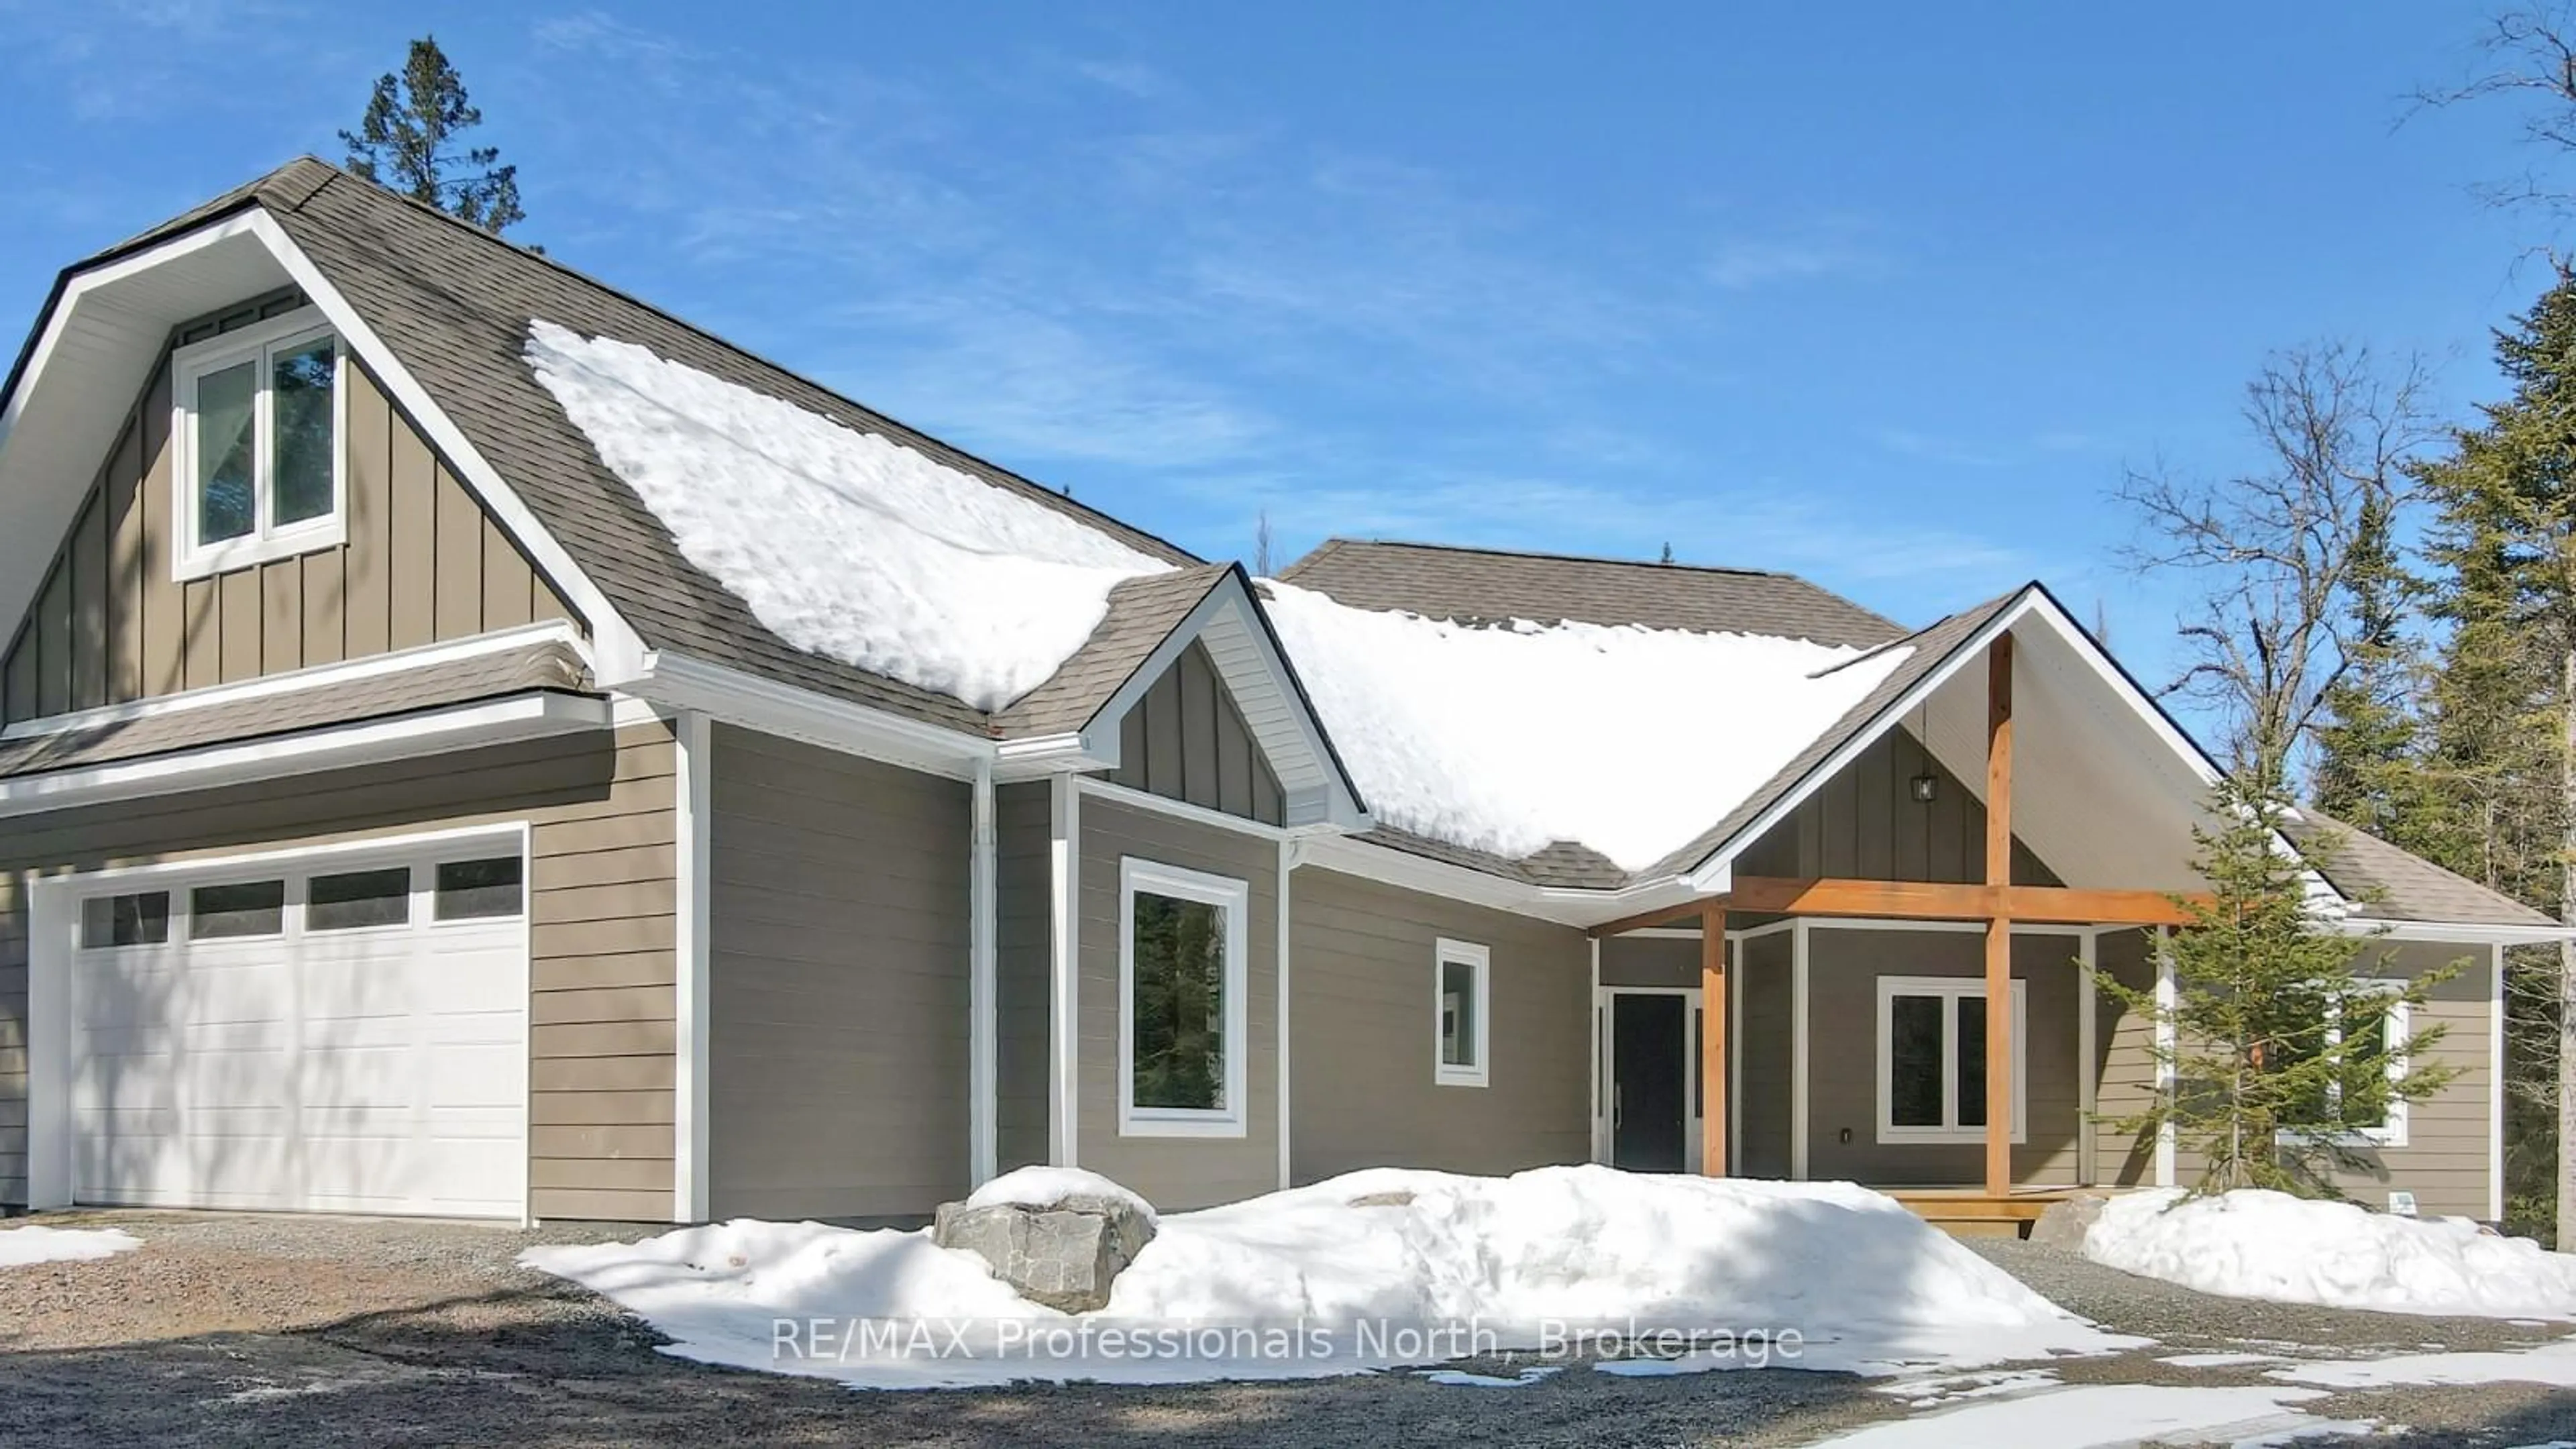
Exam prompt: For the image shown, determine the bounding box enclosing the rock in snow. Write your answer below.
[936,1167,1159,1313]
[523,1166,2129,1389]
[2082,1187,2576,1319]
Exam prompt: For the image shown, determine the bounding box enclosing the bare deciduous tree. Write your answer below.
[2416,3,2576,217]
[2114,343,2436,792]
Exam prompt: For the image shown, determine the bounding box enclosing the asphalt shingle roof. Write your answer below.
[2285,810,2559,930]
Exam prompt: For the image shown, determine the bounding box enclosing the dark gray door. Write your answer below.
[1612,994,1687,1173]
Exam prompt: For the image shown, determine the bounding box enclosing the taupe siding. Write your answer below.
[1600,934,1700,989]
[706,726,969,1220]
[996,782,1054,1175]
[0,352,576,725]
[1077,796,1279,1208]
[0,723,678,1218]
[1737,930,1793,1179]
[1800,926,2086,1187]
[2093,934,2497,1217]
[1736,727,2057,885]
[1289,868,1589,1182]
[1108,642,1285,824]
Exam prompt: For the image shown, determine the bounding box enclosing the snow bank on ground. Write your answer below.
[1258,581,1911,869]
[1802,1383,2334,1448]
[2083,1188,2576,1320]
[525,321,1173,711]
[962,1165,1156,1226]
[525,1165,2125,1389]
[2270,1335,2576,1390]
[0,1224,139,1267]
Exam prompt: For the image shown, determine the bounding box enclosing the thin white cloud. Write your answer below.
[1705,229,1886,290]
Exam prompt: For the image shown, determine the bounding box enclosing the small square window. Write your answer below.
[80,892,170,949]
[1435,939,1491,1087]
[435,857,523,920]
[1876,977,2026,1144]
[191,881,284,939]
[308,867,411,931]
[172,308,343,579]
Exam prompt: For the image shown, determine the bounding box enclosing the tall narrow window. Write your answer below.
[1876,976,2027,1144]
[1119,859,1250,1136]
[1435,938,1491,1087]
[174,308,344,578]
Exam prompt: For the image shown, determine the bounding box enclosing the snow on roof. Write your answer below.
[1260,580,1913,872]
[525,321,1175,712]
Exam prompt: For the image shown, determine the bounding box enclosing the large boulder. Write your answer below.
[2029,1193,2110,1254]
[932,1169,1158,1313]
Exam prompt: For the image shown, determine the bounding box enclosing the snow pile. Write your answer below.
[0,1224,140,1267]
[962,1165,1157,1226]
[525,321,1173,711]
[2083,1188,2576,1319]
[524,1165,2125,1389]
[1258,581,1911,869]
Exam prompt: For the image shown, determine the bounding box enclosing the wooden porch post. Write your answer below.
[1701,902,1728,1176]
[1984,634,2015,1198]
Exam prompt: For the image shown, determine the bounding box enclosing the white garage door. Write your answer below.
[68,839,529,1218]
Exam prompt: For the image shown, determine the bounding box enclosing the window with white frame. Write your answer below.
[1435,938,1491,1087]
[2278,979,2410,1148]
[1118,857,1250,1136]
[1877,975,2027,1144]
[172,307,345,578]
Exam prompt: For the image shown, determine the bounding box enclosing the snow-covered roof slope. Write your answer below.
[525,321,1175,712]
[1260,580,1913,872]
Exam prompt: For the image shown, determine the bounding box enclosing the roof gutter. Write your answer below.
[623,649,998,780]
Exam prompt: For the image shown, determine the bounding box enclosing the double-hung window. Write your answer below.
[1118,858,1250,1137]
[2279,979,2410,1148]
[172,307,345,578]
[1434,938,1491,1087]
[1877,975,2027,1144]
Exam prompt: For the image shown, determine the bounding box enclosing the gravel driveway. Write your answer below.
[1,1211,2571,1447]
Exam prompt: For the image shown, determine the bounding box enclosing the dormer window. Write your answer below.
[172,307,344,578]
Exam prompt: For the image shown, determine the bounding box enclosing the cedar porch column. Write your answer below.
[1701,902,1728,1176]
[1983,633,2015,1198]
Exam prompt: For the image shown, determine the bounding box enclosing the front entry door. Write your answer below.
[1611,993,1688,1173]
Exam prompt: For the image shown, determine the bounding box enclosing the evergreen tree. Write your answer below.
[2312,492,2435,843]
[2413,264,2576,1242]
[339,36,525,235]
[2097,773,2457,1194]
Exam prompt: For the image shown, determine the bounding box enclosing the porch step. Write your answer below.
[1886,1189,2072,1240]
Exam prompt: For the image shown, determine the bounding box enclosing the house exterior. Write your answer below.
[0,159,2551,1228]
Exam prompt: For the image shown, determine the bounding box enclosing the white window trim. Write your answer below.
[1117,857,1251,1138]
[2277,977,2412,1150]
[170,305,348,581]
[1875,975,2029,1146]
[1434,937,1491,1088]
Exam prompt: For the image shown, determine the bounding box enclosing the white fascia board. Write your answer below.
[630,649,994,779]
[0,621,582,741]
[0,692,606,819]
[2337,918,2576,946]
[993,732,1104,780]
[1294,830,1711,929]
[241,213,651,682]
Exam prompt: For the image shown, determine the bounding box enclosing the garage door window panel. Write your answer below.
[307,867,411,932]
[435,857,523,920]
[80,891,170,949]
[190,880,285,939]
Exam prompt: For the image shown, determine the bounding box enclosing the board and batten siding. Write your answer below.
[0,722,678,1218]
[1106,641,1285,826]
[1733,727,2057,887]
[0,351,575,726]
[1288,867,1589,1183]
[1076,794,1279,1209]
[2093,932,2497,1217]
[705,725,970,1220]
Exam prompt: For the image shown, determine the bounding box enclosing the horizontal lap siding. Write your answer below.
[0,723,677,1217]
[1290,869,1589,1181]
[706,726,969,1220]
[1803,926,2084,1187]
[1077,797,1279,1209]
[1,358,576,729]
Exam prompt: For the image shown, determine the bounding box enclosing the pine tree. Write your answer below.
[2413,264,2576,1243]
[2096,773,2457,1194]
[339,36,525,235]
[2312,492,2434,843]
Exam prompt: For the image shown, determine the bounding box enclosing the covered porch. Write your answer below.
[1580,626,2214,1223]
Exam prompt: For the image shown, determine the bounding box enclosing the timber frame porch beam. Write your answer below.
[1583,879,2207,937]
[1984,634,2015,1199]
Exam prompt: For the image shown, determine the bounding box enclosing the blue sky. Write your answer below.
[0,1,2557,722]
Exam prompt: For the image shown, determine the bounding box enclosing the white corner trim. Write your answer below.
[0,621,582,741]
[2078,928,2099,1188]
[969,756,999,1187]
[1049,773,1082,1167]
[2491,941,2508,1223]
[671,710,713,1224]
[240,211,649,682]
[1277,834,1295,1191]
[2153,924,2177,1188]
[626,649,993,780]
[1116,855,1252,1139]
[0,691,607,819]
[1587,936,1603,1163]
[1790,918,1811,1181]
[1432,936,1492,1089]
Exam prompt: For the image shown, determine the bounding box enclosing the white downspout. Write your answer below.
[2154,924,2176,1189]
[969,756,998,1188]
